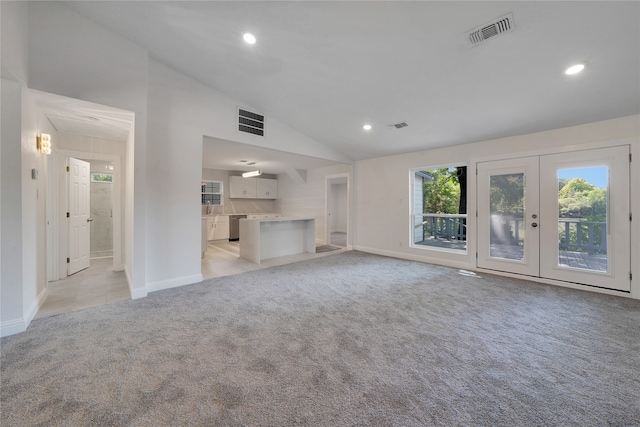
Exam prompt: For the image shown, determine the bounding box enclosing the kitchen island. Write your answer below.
[239,217,315,263]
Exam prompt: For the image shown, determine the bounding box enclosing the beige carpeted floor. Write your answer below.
[2,251,639,426]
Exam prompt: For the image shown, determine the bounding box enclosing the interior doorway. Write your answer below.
[35,89,134,317]
[477,146,631,292]
[326,175,349,247]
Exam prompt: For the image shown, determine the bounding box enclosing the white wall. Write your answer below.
[21,88,48,323]
[277,164,352,245]
[144,59,350,292]
[27,1,147,296]
[354,115,640,298]
[1,78,25,336]
[1,1,50,336]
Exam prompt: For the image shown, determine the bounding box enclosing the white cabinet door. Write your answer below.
[257,178,278,199]
[213,222,229,240]
[229,176,244,198]
[229,176,256,198]
[207,216,230,240]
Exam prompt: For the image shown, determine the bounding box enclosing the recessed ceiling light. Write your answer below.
[565,64,585,75]
[243,33,256,45]
[363,124,372,131]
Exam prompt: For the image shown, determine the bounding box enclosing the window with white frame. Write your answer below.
[412,165,467,252]
[201,180,223,206]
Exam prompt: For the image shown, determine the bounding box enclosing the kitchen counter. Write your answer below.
[239,217,315,263]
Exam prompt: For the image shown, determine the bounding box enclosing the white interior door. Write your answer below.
[68,157,91,275]
[477,146,630,292]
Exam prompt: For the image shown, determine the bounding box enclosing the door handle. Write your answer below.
[87,218,94,222]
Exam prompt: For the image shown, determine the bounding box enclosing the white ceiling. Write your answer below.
[54,1,638,165]
[33,90,133,142]
[202,136,343,175]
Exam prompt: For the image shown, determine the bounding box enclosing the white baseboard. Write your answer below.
[124,266,147,299]
[1,318,26,338]
[353,245,470,270]
[24,287,49,326]
[146,274,203,293]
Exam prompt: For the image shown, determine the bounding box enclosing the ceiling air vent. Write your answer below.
[389,121,408,129]
[468,13,514,47]
[238,108,265,137]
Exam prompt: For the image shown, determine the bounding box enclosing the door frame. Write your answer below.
[474,143,631,293]
[48,149,123,281]
[325,173,350,248]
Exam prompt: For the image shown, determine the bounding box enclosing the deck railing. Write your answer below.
[558,220,607,253]
[415,214,606,253]
[414,214,467,241]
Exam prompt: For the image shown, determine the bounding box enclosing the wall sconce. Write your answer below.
[37,133,51,154]
[242,170,262,178]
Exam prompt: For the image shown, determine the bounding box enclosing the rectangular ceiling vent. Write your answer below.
[388,121,408,129]
[468,13,514,47]
[237,108,265,137]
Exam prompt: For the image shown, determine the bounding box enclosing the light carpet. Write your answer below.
[2,251,639,426]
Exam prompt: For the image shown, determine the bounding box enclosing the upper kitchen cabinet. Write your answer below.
[257,178,278,199]
[229,176,256,198]
[229,176,277,199]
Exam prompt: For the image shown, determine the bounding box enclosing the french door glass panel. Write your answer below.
[539,146,629,291]
[478,146,629,292]
[489,173,526,260]
[477,157,539,277]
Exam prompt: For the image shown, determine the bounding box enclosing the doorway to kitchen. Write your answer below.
[326,174,349,248]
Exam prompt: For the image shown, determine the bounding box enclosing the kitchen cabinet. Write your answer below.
[229,176,257,199]
[206,215,229,241]
[257,178,278,199]
[229,176,278,199]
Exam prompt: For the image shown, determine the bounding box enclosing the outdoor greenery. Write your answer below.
[422,167,462,214]
[490,174,525,217]
[558,177,607,251]
[558,178,607,221]
[91,173,113,183]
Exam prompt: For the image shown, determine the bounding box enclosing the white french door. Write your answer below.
[68,157,91,275]
[477,146,630,292]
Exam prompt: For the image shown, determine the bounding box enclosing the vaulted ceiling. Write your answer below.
[59,1,639,163]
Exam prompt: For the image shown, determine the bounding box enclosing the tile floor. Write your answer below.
[37,240,348,318]
[201,240,347,280]
[35,258,129,319]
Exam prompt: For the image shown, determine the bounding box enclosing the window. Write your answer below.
[91,173,113,183]
[201,180,223,206]
[411,165,467,252]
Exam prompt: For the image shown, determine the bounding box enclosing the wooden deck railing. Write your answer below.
[414,214,467,241]
[416,214,607,253]
[558,220,607,253]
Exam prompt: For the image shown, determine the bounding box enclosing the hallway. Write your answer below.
[36,258,129,319]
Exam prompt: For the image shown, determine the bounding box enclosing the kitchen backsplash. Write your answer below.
[201,199,278,215]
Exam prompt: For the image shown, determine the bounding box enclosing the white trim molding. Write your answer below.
[1,318,26,338]
[146,274,203,293]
